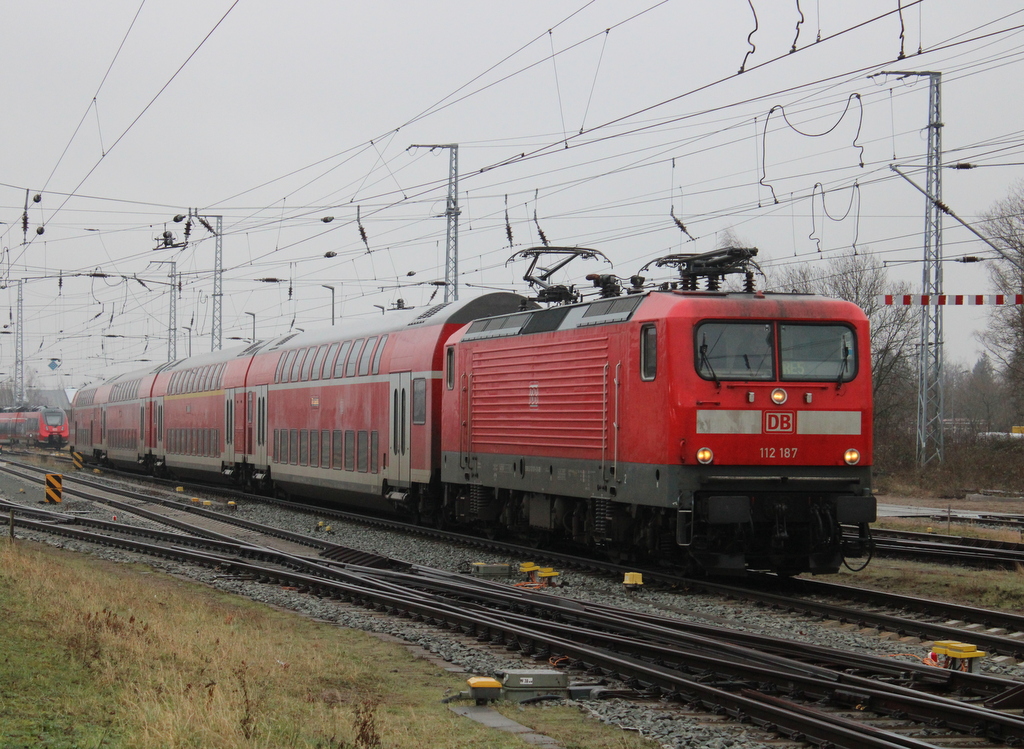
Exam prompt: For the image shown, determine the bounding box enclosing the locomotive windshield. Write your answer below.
[695,321,857,382]
[43,410,64,426]
[779,324,857,382]
[695,322,774,380]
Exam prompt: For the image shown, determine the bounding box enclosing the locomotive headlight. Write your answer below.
[696,447,714,464]
[844,448,861,465]
[771,388,788,404]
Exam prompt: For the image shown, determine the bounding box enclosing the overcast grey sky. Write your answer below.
[2,1,1022,389]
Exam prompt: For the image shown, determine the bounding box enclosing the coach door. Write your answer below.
[223,390,235,464]
[252,385,268,465]
[155,398,164,452]
[389,372,411,485]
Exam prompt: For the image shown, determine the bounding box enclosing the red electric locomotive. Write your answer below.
[70,248,874,576]
[0,406,70,447]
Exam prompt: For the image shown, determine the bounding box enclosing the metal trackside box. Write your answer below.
[497,669,568,702]
[468,562,512,578]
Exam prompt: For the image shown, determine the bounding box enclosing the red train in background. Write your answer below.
[0,406,71,447]
[71,248,875,575]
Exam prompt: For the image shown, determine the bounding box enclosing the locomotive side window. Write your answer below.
[412,378,427,424]
[779,324,857,382]
[640,325,657,381]
[346,340,365,377]
[695,322,774,381]
[333,341,353,379]
[446,347,454,390]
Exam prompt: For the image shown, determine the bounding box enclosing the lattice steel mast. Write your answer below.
[14,280,23,405]
[409,144,460,302]
[917,72,944,465]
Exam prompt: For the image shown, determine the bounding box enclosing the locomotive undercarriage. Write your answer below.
[438,483,686,565]
[679,491,874,575]
[437,481,873,575]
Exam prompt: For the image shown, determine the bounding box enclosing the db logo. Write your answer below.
[528,382,540,408]
[764,411,795,433]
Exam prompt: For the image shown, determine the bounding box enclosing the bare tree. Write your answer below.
[770,252,919,466]
[980,182,1024,422]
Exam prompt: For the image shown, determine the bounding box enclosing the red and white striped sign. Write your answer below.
[879,294,1024,305]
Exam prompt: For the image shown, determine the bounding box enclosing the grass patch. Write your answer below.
[0,539,640,748]
[493,703,654,748]
[831,557,1024,610]
[874,516,1024,543]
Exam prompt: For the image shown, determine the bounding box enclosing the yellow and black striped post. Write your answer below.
[44,474,62,504]
[72,452,84,470]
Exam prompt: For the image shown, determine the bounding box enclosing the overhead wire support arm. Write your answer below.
[890,165,1024,274]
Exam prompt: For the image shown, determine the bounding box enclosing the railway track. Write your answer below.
[8,456,1024,661]
[867,527,1024,567]
[7,474,1024,749]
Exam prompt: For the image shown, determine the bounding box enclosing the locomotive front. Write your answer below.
[671,293,875,574]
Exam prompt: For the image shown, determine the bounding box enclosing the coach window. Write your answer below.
[321,429,331,467]
[309,430,319,467]
[321,343,339,379]
[302,347,319,381]
[345,430,356,470]
[640,324,657,381]
[309,345,328,381]
[371,335,388,374]
[357,336,377,376]
[290,349,308,383]
[446,347,455,390]
[333,341,353,379]
[346,340,365,377]
[281,350,298,383]
[412,378,426,424]
[275,353,289,383]
[332,430,343,469]
[299,430,308,466]
[289,429,299,465]
[370,431,379,473]
[357,431,368,472]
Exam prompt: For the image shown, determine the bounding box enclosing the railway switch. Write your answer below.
[928,640,987,672]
